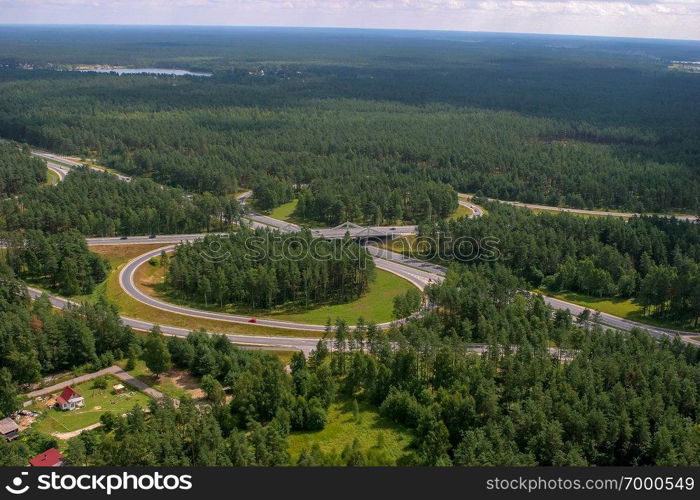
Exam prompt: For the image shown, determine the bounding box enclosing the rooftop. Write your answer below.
[0,417,19,435]
[29,448,64,467]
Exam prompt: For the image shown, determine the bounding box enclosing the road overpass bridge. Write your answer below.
[310,221,418,240]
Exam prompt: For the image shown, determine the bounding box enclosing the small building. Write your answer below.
[30,448,64,467]
[0,417,19,441]
[113,384,125,394]
[56,387,84,411]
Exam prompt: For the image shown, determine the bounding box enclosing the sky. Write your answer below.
[0,0,698,41]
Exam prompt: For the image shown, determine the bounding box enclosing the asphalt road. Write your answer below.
[117,241,430,332]
[242,195,418,239]
[366,246,697,341]
[20,147,699,350]
[460,194,698,223]
[458,197,484,218]
[31,148,132,183]
[46,161,69,182]
[26,285,325,354]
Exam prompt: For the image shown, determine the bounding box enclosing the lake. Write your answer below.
[77,68,212,77]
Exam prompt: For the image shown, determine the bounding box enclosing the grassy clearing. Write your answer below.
[32,376,151,434]
[20,242,322,338]
[116,359,204,400]
[268,270,414,324]
[139,259,414,325]
[543,289,699,332]
[524,207,614,219]
[269,199,298,221]
[66,243,171,303]
[45,168,60,185]
[447,203,473,220]
[252,197,327,228]
[458,194,488,215]
[287,398,413,464]
[379,235,418,255]
[25,366,103,394]
[270,350,298,366]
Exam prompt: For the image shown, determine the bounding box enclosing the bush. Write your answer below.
[305,398,327,431]
[92,376,108,390]
[99,412,119,431]
[379,388,422,428]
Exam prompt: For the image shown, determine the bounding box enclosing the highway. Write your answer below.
[117,240,431,332]
[243,199,418,239]
[458,197,484,218]
[111,230,697,345]
[460,194,698,223]
[46,161,69,182]
[367,246,697,341]
[31,148,132,183]
[25,285,324,354]
[18,146,699,351]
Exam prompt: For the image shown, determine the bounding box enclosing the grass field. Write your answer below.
[523,207,614,219]
[65,243,171,303]
[270,350,298,366]
[379,235,417,255]
[447,203,473,220]
[138,259,415,325]
[45,168,60,185]
[32,376,151,434]
[542,289,699,332]
[458,194,488,215]
[269,199,298,221]
[256,198,328,228]
[117,359,203,400]
[287,398,413,464]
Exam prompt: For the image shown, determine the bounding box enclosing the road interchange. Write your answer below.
[18,146,700,351]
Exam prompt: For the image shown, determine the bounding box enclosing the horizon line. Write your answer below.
[0,23,698,43]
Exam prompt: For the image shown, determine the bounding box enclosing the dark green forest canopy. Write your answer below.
[0,27,698,213]
[0,158,240,236]
[0,262,138,390]
[0,143,45,196]
[420,203,700,324]
[166,229,376,309]
[2,229,109,296]
[3,262,700,466]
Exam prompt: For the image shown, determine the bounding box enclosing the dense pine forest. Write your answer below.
[0,27,699,468]
[0,143,45,196]
[294,180,457,226]
[0,263,138,392]
[2,263,699,466]
[419,203,700,325]
[2,229,109,295]
[0,28,698,215]
[0,159,240,237]
[166,229,376,309]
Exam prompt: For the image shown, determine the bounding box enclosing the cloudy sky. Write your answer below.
[1,0,698,40]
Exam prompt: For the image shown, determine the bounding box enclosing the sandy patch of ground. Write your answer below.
[161,369,205,399]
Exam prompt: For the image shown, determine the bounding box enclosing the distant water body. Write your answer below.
[78,68,212,77]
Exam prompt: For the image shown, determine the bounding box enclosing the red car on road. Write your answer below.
[248,318,257,323]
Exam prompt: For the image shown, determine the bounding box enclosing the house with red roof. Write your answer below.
[29,448,64,467]
[56,386,84,411]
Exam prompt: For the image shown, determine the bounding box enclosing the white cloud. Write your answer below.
[0,0,699,39]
